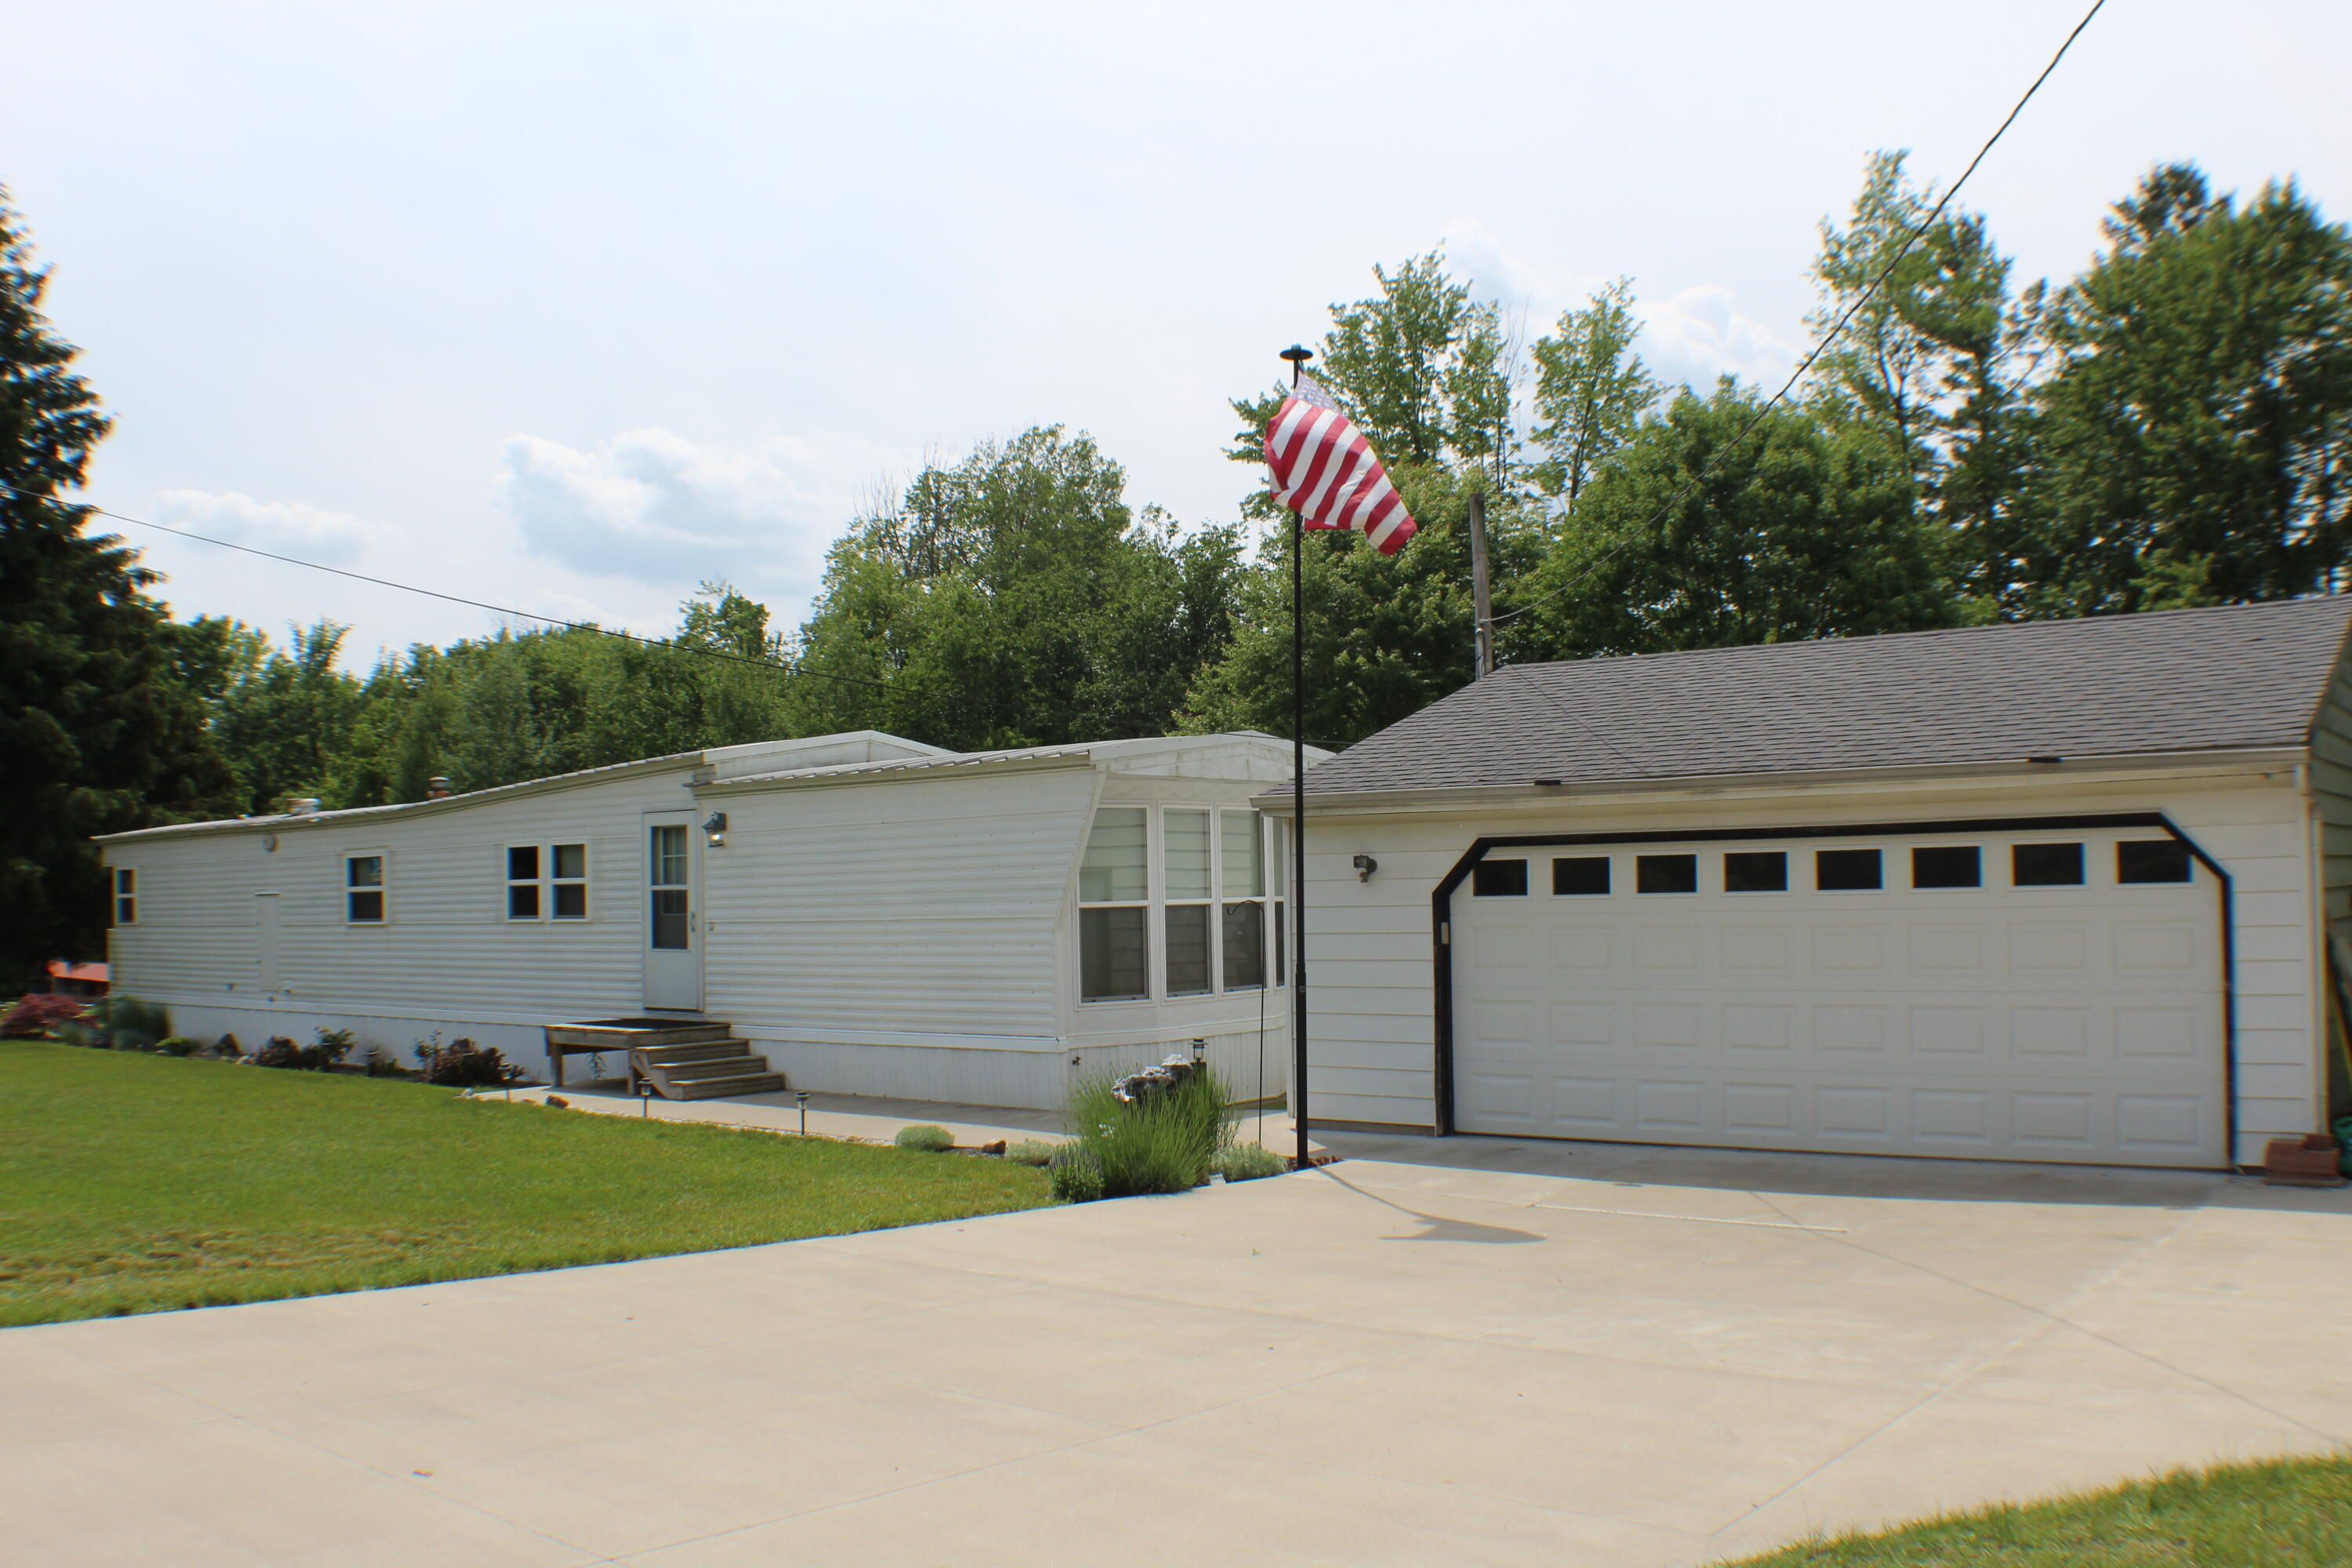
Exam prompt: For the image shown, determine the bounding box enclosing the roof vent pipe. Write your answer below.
[285,797,322,816]
[426,776,454,800]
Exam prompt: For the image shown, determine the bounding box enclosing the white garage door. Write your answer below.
[1452,826,2225,1167]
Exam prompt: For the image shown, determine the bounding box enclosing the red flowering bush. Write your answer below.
[2,993,91,1039]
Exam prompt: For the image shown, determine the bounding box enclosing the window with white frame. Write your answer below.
[1221,811,1265,989]
[112,867,136,926]
[506,846,541,919]
[347,855,387,923]
[505,844,590,921]
[1163,808,1213,995]
[550,843,588,918]
[1078,807,1149,1000]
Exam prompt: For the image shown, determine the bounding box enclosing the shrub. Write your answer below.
[1003,1140,1060,1167]
[895,1124,956,1152]
[416,1036,520,1087]
[252,1029,359,1072]
[154,1036,201,1058]
[2,993,89,1039]
[1065,1057,1233,1196]
[1048,1145,1105,1203]
[1218,1142,1289,1182]
[213,1033,243,1058]
[109,996,172,1051]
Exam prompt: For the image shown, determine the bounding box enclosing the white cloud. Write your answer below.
[151,488,387,568]
[494,427,909,596]
[1439,220,1801,396]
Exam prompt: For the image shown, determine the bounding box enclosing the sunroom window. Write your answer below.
[1221,810,1266,989]
[1078,807,1149,1000]
[1163,809,1213,996]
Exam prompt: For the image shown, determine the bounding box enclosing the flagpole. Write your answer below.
[1280,343,1313,1171]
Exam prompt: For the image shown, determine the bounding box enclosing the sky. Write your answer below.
[5,1,2349,666]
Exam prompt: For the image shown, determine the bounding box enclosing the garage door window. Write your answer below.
[2013,842,2085,886]
[1912,844,1981,888]
[1472,859,1529,896]
[1816,848,1881,891]
[2118,840,2191,884]
[1636,854,1697,894]
[1552,856,1610,895]
[1724,851,1787,892]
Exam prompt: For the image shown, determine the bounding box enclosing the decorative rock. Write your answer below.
[546,1095,571,1109]
[1112,1054,1203,1105]
[980,1140,1007,1156]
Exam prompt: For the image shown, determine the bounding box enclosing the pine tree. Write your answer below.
[0,190,234,985]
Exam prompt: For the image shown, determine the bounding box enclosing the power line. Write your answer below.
[0,479,907,696]
[1490,0,2106,630]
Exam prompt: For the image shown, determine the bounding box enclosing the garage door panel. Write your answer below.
[1454,827,2223,1167]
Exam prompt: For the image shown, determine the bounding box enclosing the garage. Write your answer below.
[1448,821,2224,1167]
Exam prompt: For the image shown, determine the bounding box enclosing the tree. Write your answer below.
[1529,278,1660,511]
[0,190,234,983]
[786,428,1243,750]
[205,619,366,814]
[2017,165,2352,614]
[1522,382,1960,657]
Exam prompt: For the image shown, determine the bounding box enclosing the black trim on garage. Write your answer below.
[1427,812,2238,1165]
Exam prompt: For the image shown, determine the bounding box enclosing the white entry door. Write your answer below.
[1452,826,2225,1167]
[642,812,702,1011]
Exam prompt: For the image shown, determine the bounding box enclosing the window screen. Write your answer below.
[1911,844,1981,888]
[1472,859,1529,896]
[1723,851,1788,892]
[1222,901,1265,988]
[1815,848,1881,891]
[1080,906,1148,1000]
[1552,856,1609,895]
[1220,813,1265,989]
[1635,854,1697,894]
[2013,842,2085,886]
[2117,840,2191,884]
[1166,903,1212,994]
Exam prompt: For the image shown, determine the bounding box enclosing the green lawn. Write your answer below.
[1722,1456,2352,1566]
[0,1041,1051,1325]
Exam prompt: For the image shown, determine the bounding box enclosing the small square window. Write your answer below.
[1472,859,1529,897]
[1912,845,1981,888]
[1552,856,1610,895]
[552,843,587,881]
[2117,840,2191,884]
[1636,854,1697,894]
[553,882,588,920]
[1816,848,1882,891]
[508,884,541,920]
[1723,851,1788,892]
[507,845,540,881]
[2013,842,2085,886]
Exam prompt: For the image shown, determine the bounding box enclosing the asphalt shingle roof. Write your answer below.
[1301,597,2352,797]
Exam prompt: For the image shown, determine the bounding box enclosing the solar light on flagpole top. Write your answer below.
[1281,344,1312,388]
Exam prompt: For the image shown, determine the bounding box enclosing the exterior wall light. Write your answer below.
[702,811,728,848]
[1352,853,1377,882]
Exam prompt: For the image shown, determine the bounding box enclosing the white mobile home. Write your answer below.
[99,730,1316,1109]
[1279,597,2352,1171]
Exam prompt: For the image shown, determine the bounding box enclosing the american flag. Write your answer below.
[1263,372,1418,555]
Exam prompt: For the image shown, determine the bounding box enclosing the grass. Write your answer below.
[1719,1455,2352,1566]
[0,1041,1051,1325]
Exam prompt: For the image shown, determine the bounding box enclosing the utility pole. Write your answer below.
[1466,486,1496,678]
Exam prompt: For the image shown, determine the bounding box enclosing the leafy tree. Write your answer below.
[206,619,366,813]
[0,190,234,982]
[786,428,1242,750]
[1521,382,1961,657]
[1529,278,1659,510]
[2017,165,2352,613]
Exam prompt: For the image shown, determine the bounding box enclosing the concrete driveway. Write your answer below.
[8,1134,2351,1567]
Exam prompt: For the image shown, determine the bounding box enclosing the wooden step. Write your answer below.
[633,1040,754,1067]
[658,1056,768,1082]
[665,1071,786,1100]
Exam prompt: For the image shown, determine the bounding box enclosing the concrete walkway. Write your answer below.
[9,1134,2352,1566]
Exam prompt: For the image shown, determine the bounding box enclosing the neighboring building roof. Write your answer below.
[46,960,108,985]
[1299,596,2352,799]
